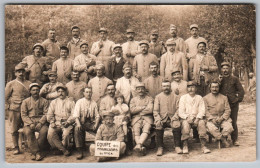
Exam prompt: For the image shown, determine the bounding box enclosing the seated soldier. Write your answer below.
[179,81,210,154]
[171,68,188,96]
[204,79,233,148]
[21,83,49,161]
[89,111,126,162]
[153,80,182,156]
[47,84,75,156]
[73,87,101,160]
[130,83,154,156]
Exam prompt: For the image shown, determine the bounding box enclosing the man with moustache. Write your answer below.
[99,84,116,115]
[122,29,139,65]
[116,62,139,104]
[167,24,187,54]
[52,46,74,84]
[133,40,158,81]
[219,62,244,146]
[47,84,75,156]
[149,29,166,63]
[22,43,49,86]
[74,41,97,83]
[5,63,31,155]
[21,83,49,161]
[91,28,115,77]
[171,68,188,96]
[66,71,87,102]
[153,80,182,156]
[160,39,188,81]
[67,25,85,60]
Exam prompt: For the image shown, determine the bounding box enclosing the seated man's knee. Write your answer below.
[89,144,95,156]
[120,142,126,154]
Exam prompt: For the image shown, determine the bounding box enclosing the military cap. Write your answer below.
[32,43,44,51]
[112,44,122,51]
[96,63,105,70]
[60,46,69,52]
[171,68,181,75]
[102,111,116,118]
[151,29,159,35]
[187,81,197,87]
[123,61,132,69]
[71,25,80,31]
[15,63,26,71]
[80,41,88,48]
[210,78,220,85]
[29,83,40,90]
[190,24,199,30]
[98,27,108,33]
[126,29,135,33]
[170,24,177,29]
[221,62,231,67]
[249,72,254,76]
[197,41,207,47]
[71,71,79,75]
[56,83,67,91]
[136,82,145,88]
[166,39,176,45]
[48,71,57,77]
[139,40,149,46]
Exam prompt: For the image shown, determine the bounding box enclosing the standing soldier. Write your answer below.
[204,79,233,148]
[21,83,49,161]
[153,80,182,156]
[122,29,139,65]
[185,24,207,60]
[22,43,49,86]
[90,28,115,77]
[219,62,244,146]
[67,25,84,60]
[52,46,74,84]
[167,24,187,54]
[74,41,97,83]
[5,63,31,155]
[160,39,188,81]
[149,29,166,63]
[171,69,188,96]
[133,40,158,81]
[66,71,87,102]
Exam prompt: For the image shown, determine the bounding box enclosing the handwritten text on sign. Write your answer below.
[95,140,120,157]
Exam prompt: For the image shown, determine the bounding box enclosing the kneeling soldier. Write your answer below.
[204,79,233,148]
[21,83,49,161]
[179,81,210,154]
[153,80,182,156]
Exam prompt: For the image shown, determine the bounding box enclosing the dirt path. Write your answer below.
[5,102,256,163]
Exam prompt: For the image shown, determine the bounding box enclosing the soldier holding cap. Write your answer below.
[219,62,244,146]
[47,84,75,156]
[67,25,85,60]
[66,71,87,102]
[171,68,188,96]
[90,28,115,77]
[52,46,74,84]
[185,24,207,60]
[21,43,49,86]
[133,40,158,81]
[160,38,188,81]
[21,83,49,161]
[149,29,166,62]
[178,81,210,154]
[167,24,187,54]
[122,29,140,65]
[74,41,97,83]
[5,63,32,155]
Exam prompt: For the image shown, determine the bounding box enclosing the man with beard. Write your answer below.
[171,69,188,96]
[143,61,163,98]
[21,83,49,161]
[219,62,244,146]
[39,71,63,102]
[47,84,75,156]
[204,79,233,149]
[133,40,158,81]
[160,39,188,81]
[179,81,210,154]
[130,83,154,156]
[91,28,115,77]
[52,46,74,84]
[167,24,187,54]
[67,25,85,60]
[42,29,61,62]
[153,80,182,156]
[74,41,97,83]
[73,87,101,160]
[116,62,139,104]
[185,24,207,60]
[122,29,139,65]
[5,63,31,155]
[88,64,113,103]
[189,42,218,97]
[108,44,126,82]
[149,29,166,63]
[66,71,87,102]
[99,84,116,116]
[22,43,49,86]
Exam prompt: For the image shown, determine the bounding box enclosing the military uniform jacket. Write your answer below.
[99,95,116,115]
[143,75,164,98]
[95,123,125,142]
[66,81,87,102]
[67,38,85,60]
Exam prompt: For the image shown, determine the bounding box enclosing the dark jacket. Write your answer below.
[108,57,126,81]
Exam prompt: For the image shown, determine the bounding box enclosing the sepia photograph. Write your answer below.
[4,4,256,163]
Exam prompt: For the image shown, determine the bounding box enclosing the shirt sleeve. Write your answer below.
[153,95,161,122]
[39,99,49,124]
[222,96,231,120]
[208,55,218,72]
[73,100,81,119]
[47,100,55,124]
[196,96,205,119]
[178,95,188,119]
[21,100,33,126]
[90,42,101,56]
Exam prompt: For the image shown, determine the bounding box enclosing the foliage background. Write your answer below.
[5,5,256,83]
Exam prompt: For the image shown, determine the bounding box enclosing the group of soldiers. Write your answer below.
[5,24,245,162]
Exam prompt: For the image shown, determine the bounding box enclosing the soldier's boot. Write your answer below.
[149,136,156,149]
[182,140,189,154]
[12,134,20,155]
[156,147,163,156]
[172,129,183,154]
[156,129,164,156]
[200,138,211,154]
[35,152,44,161]
[76,147,83,160]
[233,141,240,146]
[13,146,20,155]
[221,136,230,148]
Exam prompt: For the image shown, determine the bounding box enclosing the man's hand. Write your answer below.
[50,122,56,128]
[99,41,103,48]
[155,120,163,128]
[193,118,199,127]
[187,116,195,124]
[76,123,82,131]
[63,122,70,128]
[175,88,179,95]
[30,123,36,130]
[126,53,131,57]
[216,117,224,124]
[211,118,217,125]
[93,123,99,131]
[35,123,42,131]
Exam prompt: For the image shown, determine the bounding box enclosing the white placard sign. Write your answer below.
[95,140,120,157]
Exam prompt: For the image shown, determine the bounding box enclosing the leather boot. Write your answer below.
[76,147,83,160]
[182,140,189,154]
[13,146,20,155]
[200,138,211,154]
[221,136,230,148]
[172,129,182,154]
[156,147,163,156]
[155,129,164,149]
